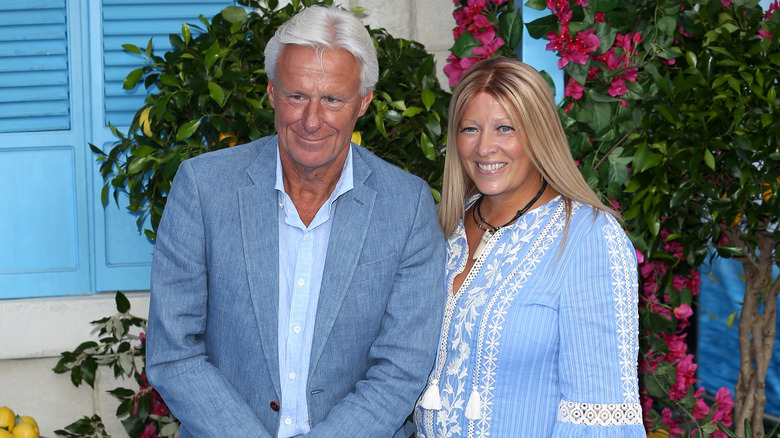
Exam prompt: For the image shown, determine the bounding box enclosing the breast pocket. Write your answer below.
[350,251,398,283]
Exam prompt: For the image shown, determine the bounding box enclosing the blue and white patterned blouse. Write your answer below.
[415,196,646,437]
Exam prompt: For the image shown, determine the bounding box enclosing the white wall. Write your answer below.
[0,3,455,437]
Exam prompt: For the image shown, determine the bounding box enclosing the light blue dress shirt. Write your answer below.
[275,147,353,438]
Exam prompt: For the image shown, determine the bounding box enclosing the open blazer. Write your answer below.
[146,135,446,438]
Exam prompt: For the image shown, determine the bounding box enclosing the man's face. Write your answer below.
[268,45,373,178]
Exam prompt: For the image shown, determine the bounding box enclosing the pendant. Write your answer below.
[472,229,492,260]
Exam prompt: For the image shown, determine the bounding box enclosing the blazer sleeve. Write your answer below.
[145,160,273,438]
[305,180,446,438]
[552,214,646,437]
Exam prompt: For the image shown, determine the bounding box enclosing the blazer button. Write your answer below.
[270,401,280,412]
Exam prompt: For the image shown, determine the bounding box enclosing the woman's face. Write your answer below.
[457,92,542,205]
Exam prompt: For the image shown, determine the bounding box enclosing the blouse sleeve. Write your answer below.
[552,213,647,437]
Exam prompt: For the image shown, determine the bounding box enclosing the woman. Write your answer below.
[414,58,646,437]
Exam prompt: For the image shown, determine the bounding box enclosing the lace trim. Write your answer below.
[557,400,643,426]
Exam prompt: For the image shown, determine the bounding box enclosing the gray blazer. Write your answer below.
[146,135,446,437]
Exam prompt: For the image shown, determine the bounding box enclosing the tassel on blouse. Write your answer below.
[465,387,482,420]
[419,379,443,410]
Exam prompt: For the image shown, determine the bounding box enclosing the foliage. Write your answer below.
[92,0,449,240]
[53,293,176,437]
[451,0,780,436]
[444,0,524,87]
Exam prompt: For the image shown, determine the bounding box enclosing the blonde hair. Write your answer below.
[439,57,615,236]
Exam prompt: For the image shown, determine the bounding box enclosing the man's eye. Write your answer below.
[291,94,303,100]
[325,97,338,103]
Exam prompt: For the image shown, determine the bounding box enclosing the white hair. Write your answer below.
[264,5,378,96]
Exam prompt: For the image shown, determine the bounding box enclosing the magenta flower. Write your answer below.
[564,78,584,99]
[692,387,711,419]
[713,387,734,426]
[608,77,628,96]
[722,0,733,6]
[662,408,683,436]
[594,12,605,22]
[673,303,693,320]
[758,29,773,39]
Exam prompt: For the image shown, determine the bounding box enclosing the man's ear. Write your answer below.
[267,81,276,109]
[358,90,373,117]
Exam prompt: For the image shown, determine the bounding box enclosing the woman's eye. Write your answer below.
[461,126,478,133]
[498,125,514,133]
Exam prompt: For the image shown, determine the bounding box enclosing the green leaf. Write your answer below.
[402,106,424,117]
[420,131,436,161]
[704,148,715,170]
[127,157,150,175]
[115,291,131,313]
[208,81,226,107]
[526,14,558,39]
[123,68,144,90]
[657,16,677,35]
[422,89,435,111]
[222,5,248,24]
[450,32,480,59]
[182,23,191,45]
[525,0,547,10]
[122,44,141,55]
[716,244,746,257]
[726,310,739,328]
[176,118,202,141]
[498,9,524,49]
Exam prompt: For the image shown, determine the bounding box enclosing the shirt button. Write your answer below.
[293,325,301,334]
[270,401,280,411]
[304,232,309,239]
[284,417,292,425]
[297,278,305,286]
[289,371,296,380]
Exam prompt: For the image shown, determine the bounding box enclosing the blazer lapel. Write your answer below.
[239,138,282,397]
[309,147,376,372]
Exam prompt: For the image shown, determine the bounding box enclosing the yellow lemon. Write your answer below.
[18,418,36,434]
[139,106,154,137]
[10,423,37,438]
[0,430,13,438]
[0,406,14,432]
[648,429,670,438]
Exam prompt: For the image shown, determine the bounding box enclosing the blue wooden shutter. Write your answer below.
[0,0,70,133]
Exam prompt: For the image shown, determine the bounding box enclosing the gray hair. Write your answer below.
[264,5,378,96]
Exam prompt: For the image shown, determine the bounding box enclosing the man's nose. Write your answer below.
[302,100,324,132]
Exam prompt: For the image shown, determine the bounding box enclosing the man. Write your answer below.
[145,5,445,438]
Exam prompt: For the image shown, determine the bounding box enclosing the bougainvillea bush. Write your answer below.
[446,0,780,436]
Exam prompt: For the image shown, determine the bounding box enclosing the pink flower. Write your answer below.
[635,249,645,264]
[674,303,693,320]
[692,387,711,419]
[713,387,734,426]
[473,27,505,57]
[594,12,605,22]
[570,29,600,64]
[662,408,683,436]
[139,423,157,438]
[663,332,688,362]
[564,78,584,99]
[573,0,589,6]
[444,54,464,87]
[766,0,779,19]
[672,275,687,291]
[722,0,733,6]
[758,29,773,40]
[493,0,509,4]
[669,354,697,401]
[623,67,638,83]
[608,77,628,97]
[468,14,491,32]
